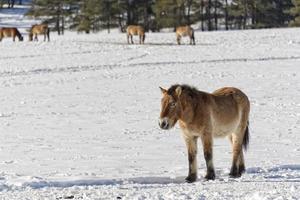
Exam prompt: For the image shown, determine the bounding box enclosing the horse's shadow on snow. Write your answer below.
[24,176,185,189]
[22,164,300,189]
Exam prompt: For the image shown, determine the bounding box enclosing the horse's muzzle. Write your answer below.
[159,118,170,130]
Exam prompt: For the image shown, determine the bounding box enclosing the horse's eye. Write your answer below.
[170,102,176,108]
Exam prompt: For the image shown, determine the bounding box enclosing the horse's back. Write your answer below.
[208,87,250,136]
[0,27,17,37]
[31,24,48,34]
[127,25,144,35]
[212,87,249,107]
[176,25,193,36]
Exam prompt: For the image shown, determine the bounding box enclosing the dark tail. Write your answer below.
[47,28,50,41]
[242,121,250,151]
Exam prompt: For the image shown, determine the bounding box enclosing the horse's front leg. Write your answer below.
[184,136,198,183]
[200,132,215,180]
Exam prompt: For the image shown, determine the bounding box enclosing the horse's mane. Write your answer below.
[167,84,199,99]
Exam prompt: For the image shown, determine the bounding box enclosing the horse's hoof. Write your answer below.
[229,172,242,178]
[205,173,215,180]
[185,174,197,183]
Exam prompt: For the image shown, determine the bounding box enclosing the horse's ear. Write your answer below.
[159,86,167,94]
[176,86,182,97]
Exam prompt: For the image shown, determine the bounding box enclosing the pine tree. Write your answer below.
[229,0,248,29]
[28,0,76,34]
[289,0,300,26]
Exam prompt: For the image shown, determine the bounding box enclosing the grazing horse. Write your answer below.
[159,84,250,182]
[29,24,50,42]
[126,25,145,44]
[0,27,23,42]
[176,25,195,45]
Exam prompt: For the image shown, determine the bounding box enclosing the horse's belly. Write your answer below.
[211,118,240,137]
[180,32,188,37]
[3,32,12,37]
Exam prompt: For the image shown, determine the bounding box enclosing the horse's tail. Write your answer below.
[242,121,250,151]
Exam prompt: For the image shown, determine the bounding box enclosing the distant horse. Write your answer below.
[29,24,50,42]
[176,25,195,45]
[159,84,250,182]
[0,27,23,42]
[126,25,145,44]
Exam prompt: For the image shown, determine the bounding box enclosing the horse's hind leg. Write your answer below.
[201,132,215,180]
[229,133,243,178]
[191,33,196,45]
[184,136,198,183]
[238,151,245,174]
[228,135,245,175]
[177,35,181,45]
[130,35,134,44]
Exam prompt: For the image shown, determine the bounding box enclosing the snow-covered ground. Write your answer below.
[1,4,300,200]
[0,29,299,199]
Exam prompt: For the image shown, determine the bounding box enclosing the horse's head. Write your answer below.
[159,86,183,130]
[19,35,24,41]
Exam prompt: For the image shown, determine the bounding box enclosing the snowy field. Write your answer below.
[1,7,300,198]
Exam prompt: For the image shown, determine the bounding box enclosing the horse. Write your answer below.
[0,27,23,42]
[126,25,145,44]
[29,24,50,42]
[176,25,195,45]
[159,84,250,183]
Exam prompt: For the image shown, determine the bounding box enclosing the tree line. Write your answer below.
[24,0,300,34]
[0,0,23,8]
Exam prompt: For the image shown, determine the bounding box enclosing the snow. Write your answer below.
[0,3,300,200]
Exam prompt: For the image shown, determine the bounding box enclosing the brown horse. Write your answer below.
[0,27,23,42]
[176,25,195,45]
[126,25,145,44]
[159,84,250,182]
[29,24,50,42]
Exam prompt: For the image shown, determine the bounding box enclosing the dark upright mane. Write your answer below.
[167,84,199,99]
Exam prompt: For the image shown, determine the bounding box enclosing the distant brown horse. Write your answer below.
[176,25,195,45]
[0,27,23,42]
[159,84,250,182]
[29,24,50,42]
[126,25,145,44]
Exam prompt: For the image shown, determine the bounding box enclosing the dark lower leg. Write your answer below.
[184,137,198,183]
[201,134,215,180]
[204,150,215,180]
[238,152,246,174]
[230,146,242,178]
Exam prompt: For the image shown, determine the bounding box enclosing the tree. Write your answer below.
[28,0,77,34]
[290,0,300,26]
